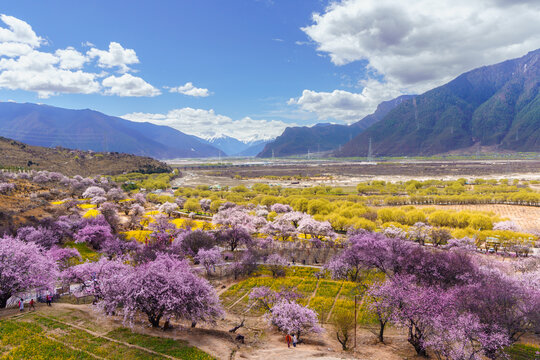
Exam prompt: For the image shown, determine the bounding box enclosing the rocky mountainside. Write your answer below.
[0,136,171,176]
[0,102,221,159]
[337,49,540,157]
[257,95,412,157]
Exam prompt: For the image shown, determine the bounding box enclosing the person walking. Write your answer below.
[18,298,24,312]
[46,294,51,306]
[285,334,292,348]
[292,334,298,347]
[29,298,35,311]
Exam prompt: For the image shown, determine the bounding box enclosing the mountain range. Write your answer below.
[257,95,413,157]
[337,49,540,157]
[0,102,221,159]
[0,49,537,160]
[202,135,271,157]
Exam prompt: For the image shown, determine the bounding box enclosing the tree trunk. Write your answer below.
[408,325,428,357]
[378,321,386,343]
[336,332,348,350]
[0,294,10,309]
[229,319,245,333]
[148,314,162,327]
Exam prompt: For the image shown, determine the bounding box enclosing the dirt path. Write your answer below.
[307,279,320,307]
[325,281,344,322]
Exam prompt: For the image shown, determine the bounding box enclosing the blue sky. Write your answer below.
[1,0,540,140]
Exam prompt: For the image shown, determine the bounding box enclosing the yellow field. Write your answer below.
[413,204,540,231]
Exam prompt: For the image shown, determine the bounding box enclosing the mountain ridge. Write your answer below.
[337,49,540,157]
[257,95,413,157]
[0,102,221,159]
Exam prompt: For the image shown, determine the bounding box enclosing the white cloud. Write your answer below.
[0,14,43,47]
[288,79,404,123]
[302,0,540,92]
[55,47,87,69]
[0,15,160,98]
[168,82,210,97]
[87,42,139,73]
[0,42,33,57]
[0,50,100,98]
[102,73,161,97]
[122,107,294,141]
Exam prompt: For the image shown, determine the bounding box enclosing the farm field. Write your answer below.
[0,306,214,360]
[221,266,382,326]
[411,204,540,232]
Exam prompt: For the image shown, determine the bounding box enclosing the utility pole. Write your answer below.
[367,137,373,162]
[354,294,358,349]
[272,149,275,161]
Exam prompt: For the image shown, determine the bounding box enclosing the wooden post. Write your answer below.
[354,294,358,349]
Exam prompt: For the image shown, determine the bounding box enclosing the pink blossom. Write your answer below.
[0,236,58,308]
[269,300,323,339]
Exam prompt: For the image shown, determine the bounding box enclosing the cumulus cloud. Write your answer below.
[0,14,43,47]
[0,50,100,98]
[0,15,160,98]
[102,74,161,97]
[87,41,139,73]
[288,79,404,123]
[302,0,540,92]
[122,107,294,141]
[55,47,87,69]
[168,82,210,97]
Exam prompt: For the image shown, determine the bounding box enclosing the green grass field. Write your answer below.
[0,312,214,360]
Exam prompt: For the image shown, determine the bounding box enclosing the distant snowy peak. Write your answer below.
[201,134,274,156]
[202,134,274,144]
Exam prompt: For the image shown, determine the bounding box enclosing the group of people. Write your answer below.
[17,294,53,312]
[285,333,298,348]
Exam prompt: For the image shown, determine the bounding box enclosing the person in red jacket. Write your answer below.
[285,334,292,348]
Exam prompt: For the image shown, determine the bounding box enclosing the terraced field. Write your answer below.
[220,266,382,325]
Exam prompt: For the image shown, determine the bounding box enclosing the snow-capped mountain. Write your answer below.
[201,134,273,156]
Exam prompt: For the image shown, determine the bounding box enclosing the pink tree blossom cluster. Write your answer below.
[213,206,265,234]
[268,300,323,340]
[297,217,336,241]
[83,186,106,199]
[0,236,58,308]
[0,182,15,194]
[493,220,520,232]
[270,203,293,213]
[17,226,62,249]
[195,247,222,274]
[65,254,223,328]
[199,198,212,212]
[249,286,302,311]
[158,202,178,217]
[328,231,540,358]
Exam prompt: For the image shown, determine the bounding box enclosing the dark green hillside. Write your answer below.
[338,49,540,156]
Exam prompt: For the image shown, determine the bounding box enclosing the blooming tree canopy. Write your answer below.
[100,254,223,328]
[269,300,323,339]
[195,247,222,274]
[159,202,178,217]
[83,186,106,199]
[0,236,58,308]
